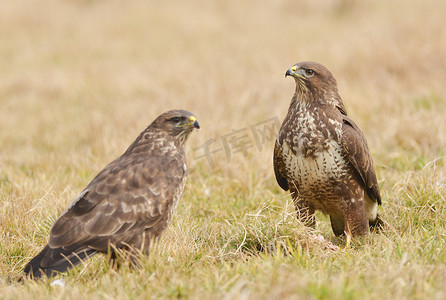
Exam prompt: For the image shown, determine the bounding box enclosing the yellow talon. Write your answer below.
[346,233,352,248]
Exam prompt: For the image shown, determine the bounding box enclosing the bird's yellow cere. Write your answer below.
[179,115,197,128]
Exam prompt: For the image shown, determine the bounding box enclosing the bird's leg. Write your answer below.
[330,214,345,236]
[290,186,315,228]
[122,230,153,268]
[107,244,129,269]
[108,246,145,269]
[126,251,144,269]
[108,251,119,268]
[107,241,146,269]
[345,231,352,248]
[343,196,369,242]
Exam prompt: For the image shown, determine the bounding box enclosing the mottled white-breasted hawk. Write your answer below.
[274,62,382,240]
[24,110,199,278]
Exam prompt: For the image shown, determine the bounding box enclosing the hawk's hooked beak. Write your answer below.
[179,116,200,130]
[285,65,305,80]
[189,116,200,130]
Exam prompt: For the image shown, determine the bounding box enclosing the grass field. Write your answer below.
[1,0,446,298]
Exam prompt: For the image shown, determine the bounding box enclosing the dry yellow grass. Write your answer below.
[1,0,446,299]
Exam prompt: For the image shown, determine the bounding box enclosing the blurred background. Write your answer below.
[1,0,445,221]
[1,1,446,296]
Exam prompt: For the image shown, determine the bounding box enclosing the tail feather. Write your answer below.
[24,244,97,279]
[369,214,384,231]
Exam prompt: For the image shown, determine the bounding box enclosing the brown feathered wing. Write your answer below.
[341,116,381,204]
[273,140,289,191]
[25,153,185,277]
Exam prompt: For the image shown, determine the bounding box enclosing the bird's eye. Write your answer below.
[305,69,314,77]
[171,117,181,123]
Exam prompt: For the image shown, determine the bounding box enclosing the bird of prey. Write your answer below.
[273,61,382,243]
[24,109,200,279]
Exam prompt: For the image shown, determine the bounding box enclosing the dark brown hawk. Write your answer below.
[274,61,382,242]
[24,110,200,278]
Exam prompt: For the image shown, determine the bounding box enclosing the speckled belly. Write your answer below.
[281,140,348,213]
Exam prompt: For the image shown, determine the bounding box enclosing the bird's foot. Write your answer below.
[345,233,352,248]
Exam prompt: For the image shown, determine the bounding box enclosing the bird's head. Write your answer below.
[152,109,200,142]
[124,110,199,156]
[285,61,339,102]
[158,109,200,131]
